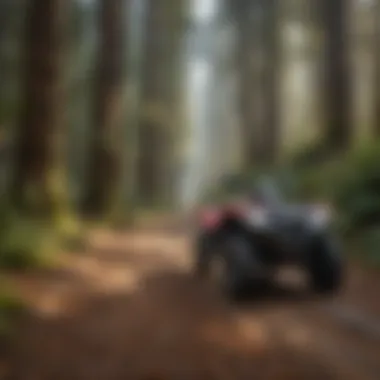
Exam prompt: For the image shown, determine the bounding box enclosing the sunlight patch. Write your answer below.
[234,315,269,347]
[200,316,269,353]
[32,292,76,317]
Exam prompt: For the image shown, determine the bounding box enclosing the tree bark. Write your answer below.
[83,0,126,217]
[320,0,352,151]
[11,0,70,215]
[137,0,185,207]
[232,0,280,169]
[260,0,280,165]
[374,0,380,137]
[232,0,259,170]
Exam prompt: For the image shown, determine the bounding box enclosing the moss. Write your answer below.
[0,213,59,270]
[0,177,85,269]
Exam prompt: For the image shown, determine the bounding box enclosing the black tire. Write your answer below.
[195,233,265,300]
[307,235,344,294]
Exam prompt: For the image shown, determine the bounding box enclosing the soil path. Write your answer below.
[3,223,380,380]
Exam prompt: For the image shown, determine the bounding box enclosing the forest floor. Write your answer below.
[2,217,380,380]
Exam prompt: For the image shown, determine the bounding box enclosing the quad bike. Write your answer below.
[193,178,344,300]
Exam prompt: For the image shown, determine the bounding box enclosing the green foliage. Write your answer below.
[331,144,380,231]
[0,205,60,270]
[289,142,380,266]
[291,143,380,233]
[290,141,332,170]
[353,227,380,267]
[201,166,303,204]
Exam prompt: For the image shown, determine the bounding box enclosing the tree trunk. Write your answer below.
[137,0,185,208]
[232,0,279,169]
[321,0,351,151]
[374,0,380,137]
[83,0,126,217]
[232,0,259,170]
[11,0,70,215]
[259,0,280,165]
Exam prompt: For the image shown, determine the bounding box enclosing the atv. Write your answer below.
[193,177,344,299]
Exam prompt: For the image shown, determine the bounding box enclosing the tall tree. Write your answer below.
[320,0,351,150]
[230,0,258,170]
[0,0,11,90]
[11,0,70,214]
[374,0,380,137]
[83,0,126,217]
[231,0,280,169]
[137,0,185,207]
[260,0,280,164]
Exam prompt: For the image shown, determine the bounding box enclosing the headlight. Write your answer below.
[309,206,331,227]
[249,208,269,227]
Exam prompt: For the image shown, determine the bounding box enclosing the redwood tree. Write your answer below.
[231,0,280,168]
[231,0,257,170]
[137,0,185,207]
[260,0,280,165]
[321,0,352,150]
[11,0,70,214]
[374,0,380,137]
[83,0,126,217]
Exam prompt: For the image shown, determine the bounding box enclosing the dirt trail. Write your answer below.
[3,224,380,380]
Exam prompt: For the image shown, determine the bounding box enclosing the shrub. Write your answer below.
[353,227,380,265]
[0,206,58,270]
[329,144,380,232]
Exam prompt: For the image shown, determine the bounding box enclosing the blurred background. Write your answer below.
[1,0,379,217]
[0,0,380,379]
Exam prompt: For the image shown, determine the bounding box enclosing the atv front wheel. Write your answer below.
[307,235,344,294]
[197,234,266,300]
